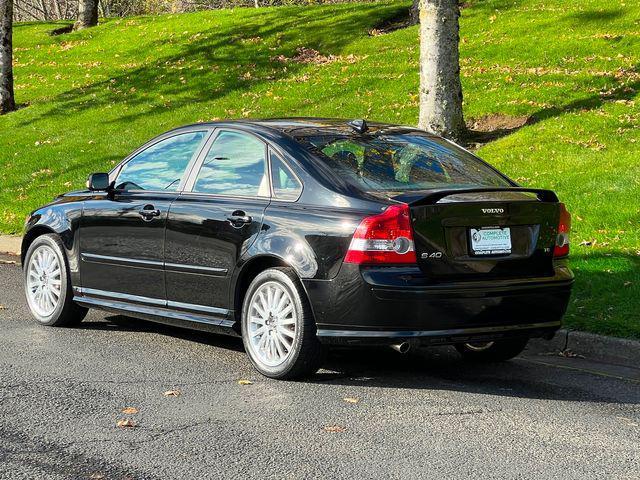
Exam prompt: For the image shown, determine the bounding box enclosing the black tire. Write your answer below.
[454,338,529,362]
[23,233,88,327]
[241,267,324,380]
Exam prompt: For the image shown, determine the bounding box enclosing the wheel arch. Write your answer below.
[21,225,57,265]
[232,255,316,332]
[22,200,80,267]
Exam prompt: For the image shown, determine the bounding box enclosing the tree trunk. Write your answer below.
[409,0,419,25]
[99,0,110,18]
[0,0,15,115]
[74,0,99,30]
[418,0,465,142]
[52,0,63,21]
[38,0,49,20]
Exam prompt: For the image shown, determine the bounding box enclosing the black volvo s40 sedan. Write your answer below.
[22,118,573,379]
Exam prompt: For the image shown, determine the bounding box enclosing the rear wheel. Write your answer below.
[24,234,88,326]
[241,267,324,379]
[454,338,528,362]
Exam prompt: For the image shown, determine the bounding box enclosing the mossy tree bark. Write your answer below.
[418,0,465,142]
[0,0,15,114]
[74,0,99,30]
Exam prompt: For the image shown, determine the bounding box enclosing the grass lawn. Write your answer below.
[0,0,638,337]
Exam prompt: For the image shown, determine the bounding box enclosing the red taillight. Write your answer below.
[344,204,417,265]
[553,203,571,258]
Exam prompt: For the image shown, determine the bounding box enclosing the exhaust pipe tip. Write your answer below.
[390,342,411,354]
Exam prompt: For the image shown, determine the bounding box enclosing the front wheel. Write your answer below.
[24,234,88,326]
[454,338,529,362]
[241,267,324,380]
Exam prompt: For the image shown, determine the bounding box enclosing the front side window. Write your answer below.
[192,131,269,197]
[115,131,207,191]
[270,152,302,201]
[294,131,511,193]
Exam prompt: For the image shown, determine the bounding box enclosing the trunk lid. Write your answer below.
[393,187,561,281]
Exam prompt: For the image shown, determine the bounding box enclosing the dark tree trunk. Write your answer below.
[418,0,465,142]
[74,0,99,30]
[409,0,419,25]
[0,0,15,114]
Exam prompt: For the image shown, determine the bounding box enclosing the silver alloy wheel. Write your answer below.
[464,341,495,352]
[26,245,62,318]
[247,281,298,368]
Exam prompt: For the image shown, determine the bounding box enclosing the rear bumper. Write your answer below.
[303,263,574,345]
[316,321,562,346]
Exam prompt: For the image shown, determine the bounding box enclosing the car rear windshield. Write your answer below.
[294,131,511,192]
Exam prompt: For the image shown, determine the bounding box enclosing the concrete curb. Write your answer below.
[528,329,640,368]
[0,235,21,256]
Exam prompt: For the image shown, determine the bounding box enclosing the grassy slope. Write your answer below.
[0,0,638,337]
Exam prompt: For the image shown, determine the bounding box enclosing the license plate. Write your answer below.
[470,227,512,256]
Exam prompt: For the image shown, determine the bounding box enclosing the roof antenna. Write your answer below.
[347,119,368,134]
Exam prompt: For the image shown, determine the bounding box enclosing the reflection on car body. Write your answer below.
[22,118,573,379]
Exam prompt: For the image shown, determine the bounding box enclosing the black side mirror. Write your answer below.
[87,173,110,191]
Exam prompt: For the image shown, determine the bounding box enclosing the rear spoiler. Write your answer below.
[393,187,559,206]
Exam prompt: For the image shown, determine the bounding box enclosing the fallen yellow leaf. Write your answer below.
[116,418,136,428]
[238,379,253,385]
[163,389,181,397]
[121,407,138,414]
[323,425,346,433]
[343,397,359,404]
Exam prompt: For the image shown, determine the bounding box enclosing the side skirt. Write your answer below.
[73,287,240,337]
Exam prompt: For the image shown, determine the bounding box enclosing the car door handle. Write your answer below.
[227,211,252,228]
[139,205,161,221]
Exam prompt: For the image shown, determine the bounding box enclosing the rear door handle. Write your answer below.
[227,210,252,228]
[139,205,161,221]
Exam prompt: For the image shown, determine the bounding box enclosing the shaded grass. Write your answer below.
[0,0,638,337]
[568,254,639,338]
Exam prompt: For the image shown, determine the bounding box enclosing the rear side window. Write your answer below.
[295,132,510,192]
[270,152,302,201]
[192,131,269,197]
[115,131,207,191]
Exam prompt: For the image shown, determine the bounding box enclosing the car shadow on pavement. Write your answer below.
[76,315,639,405]
[314,347,640,404]
[80,314,246,353]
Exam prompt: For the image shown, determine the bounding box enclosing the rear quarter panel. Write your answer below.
[246,202,370,280]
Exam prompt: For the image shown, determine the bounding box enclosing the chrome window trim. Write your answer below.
[178,191,272,202]
[183,127,271,199]
[109,128,214,194]
[268,147,303,203]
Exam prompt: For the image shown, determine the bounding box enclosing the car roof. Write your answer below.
[174,117,423,138]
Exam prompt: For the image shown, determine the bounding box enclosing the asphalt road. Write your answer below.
[1,260,639,479]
